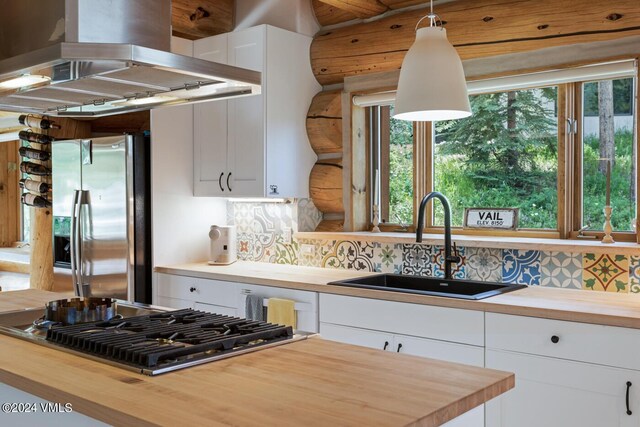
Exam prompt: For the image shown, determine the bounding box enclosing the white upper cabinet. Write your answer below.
[193,25,320,197]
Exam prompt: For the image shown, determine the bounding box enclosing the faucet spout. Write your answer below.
[416,192,459,279]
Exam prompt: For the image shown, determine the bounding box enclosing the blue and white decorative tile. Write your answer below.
[466,247,502,282]
[629,255,640,294]
[373,243,403,274]
[432,245,466,279]
[323,240,375,271]
[296,239,335,268]
[401,244,436,276]
[540,251,582,289]
[503,249,541,286]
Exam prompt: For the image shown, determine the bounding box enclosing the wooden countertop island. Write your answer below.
[0,290,514,427]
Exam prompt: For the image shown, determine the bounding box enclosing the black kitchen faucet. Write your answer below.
[416,192,461,280]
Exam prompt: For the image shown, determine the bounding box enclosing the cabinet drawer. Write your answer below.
[320,294,484,346]
[397,335,484,367]
[320,323,393,351]
[486,313,640,371]
[155,273,239,308]
[155,296,194,310]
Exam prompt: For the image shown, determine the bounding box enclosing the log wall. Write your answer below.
[311,0,640,85]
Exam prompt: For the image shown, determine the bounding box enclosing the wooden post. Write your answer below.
[29,118,91,291]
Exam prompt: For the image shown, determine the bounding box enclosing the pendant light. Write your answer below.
[393,0,471,122]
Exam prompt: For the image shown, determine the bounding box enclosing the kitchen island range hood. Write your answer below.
[0,0,261,117]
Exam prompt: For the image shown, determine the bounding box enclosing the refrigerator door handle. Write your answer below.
[70,190,82,296]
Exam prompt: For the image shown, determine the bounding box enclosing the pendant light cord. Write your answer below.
[415,0,443,31]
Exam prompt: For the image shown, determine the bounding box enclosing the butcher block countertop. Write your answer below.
[156,262,640,329]
[0,289,73,311]
[0,290,513,427]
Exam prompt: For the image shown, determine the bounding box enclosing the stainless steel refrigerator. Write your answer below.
[52,134,151,302]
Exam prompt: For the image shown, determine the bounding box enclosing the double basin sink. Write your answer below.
[329,274,526,300]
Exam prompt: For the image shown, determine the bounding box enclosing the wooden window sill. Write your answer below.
[294,231,640,255]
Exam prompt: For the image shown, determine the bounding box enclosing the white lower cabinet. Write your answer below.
[154,273,319,332]
[486,350,640,427]
[319,323,485,427]
[319,294,486,427]
[486,313,640,427]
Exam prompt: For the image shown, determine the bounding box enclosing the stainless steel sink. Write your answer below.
[328,274,526,300]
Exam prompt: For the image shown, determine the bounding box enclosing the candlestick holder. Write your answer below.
[371,204,381,233]
[602,206,615,244]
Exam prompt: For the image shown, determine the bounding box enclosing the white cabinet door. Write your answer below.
[155,296,195,310]
[193,35,229,196]
[226,27,265,196]
[486,350,640,427]
[394,334,484,367]
[320,323,393,352]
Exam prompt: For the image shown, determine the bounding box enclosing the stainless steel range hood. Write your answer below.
[0,0,261,117]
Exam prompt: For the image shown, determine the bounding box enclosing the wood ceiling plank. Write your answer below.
[171,0,234,40]
[317,0,389,19]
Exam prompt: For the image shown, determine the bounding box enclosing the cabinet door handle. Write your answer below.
[551,335,560,344]
[383,341,389,350]
[218,172,225,192]
[626,381,633,416]
[227,172,232,192]
[396,343,403,353]
[189,287,197,293]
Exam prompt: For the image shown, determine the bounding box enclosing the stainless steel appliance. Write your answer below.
[0,303,311,375]
[52,134,151,302]
[0,0,261,117]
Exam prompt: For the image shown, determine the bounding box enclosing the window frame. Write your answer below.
[362,57,640,242]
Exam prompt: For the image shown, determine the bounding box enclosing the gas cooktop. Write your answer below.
[0,302,311,375]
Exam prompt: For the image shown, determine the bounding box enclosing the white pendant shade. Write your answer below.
[393,27,471,122]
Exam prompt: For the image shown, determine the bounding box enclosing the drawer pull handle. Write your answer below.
[551,335,560,344]
[626,381,633,416]
[383,341,389,351]
[396,343,403,353]
[218,173,224,192]
[189,287,197,293]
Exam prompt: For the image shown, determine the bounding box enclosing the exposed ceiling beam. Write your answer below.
[171,0,234,40]
[317,0,389,19]
[312,0,359,26]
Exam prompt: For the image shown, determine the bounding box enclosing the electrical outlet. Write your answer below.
[300,244,315,257]
[283,227,292,244]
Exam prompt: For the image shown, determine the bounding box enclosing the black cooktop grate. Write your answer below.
[45,309,294,370]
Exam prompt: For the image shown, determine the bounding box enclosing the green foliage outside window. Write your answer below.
[388,106,414,225]
[433,88,559,228]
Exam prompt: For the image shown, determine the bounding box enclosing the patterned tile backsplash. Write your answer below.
[228,201,640,294]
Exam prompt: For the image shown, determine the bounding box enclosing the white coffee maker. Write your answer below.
[208,225,237,265]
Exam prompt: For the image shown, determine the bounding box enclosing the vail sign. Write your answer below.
[464,208,519,230]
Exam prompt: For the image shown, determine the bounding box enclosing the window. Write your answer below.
[580,77,637,232]
[370,105,414,226]
[364,59,638,240]
[433,87,559,229]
